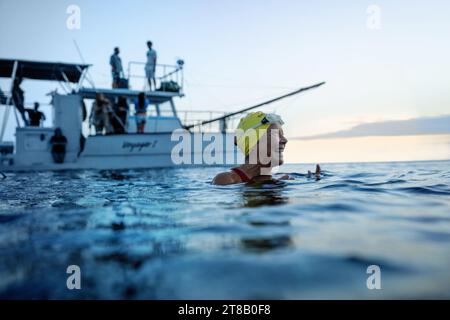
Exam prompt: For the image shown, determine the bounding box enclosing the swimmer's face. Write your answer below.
[250,123,287,167]
[267,123,288,166]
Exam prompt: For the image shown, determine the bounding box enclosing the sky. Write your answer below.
[0,0,449,163]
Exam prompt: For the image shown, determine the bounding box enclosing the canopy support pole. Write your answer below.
[76,65,95,89]
[60,71,74,92]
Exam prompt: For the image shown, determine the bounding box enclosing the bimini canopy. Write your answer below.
[0,59,90,83]
[78,87,183,104]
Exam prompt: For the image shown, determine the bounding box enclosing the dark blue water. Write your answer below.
[0,161,449,299]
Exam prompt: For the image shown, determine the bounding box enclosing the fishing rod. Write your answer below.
[183,81,325,129]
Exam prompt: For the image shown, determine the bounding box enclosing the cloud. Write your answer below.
[293,115,450,140]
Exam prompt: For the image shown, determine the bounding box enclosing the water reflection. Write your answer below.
[241,235,293,252]
[238,180,293,252]
[100,170,131,180]
[241,179,289,208]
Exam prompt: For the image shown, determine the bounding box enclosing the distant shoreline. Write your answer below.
[283,158,450,166]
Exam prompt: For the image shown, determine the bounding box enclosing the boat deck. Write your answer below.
[78,87,183,103]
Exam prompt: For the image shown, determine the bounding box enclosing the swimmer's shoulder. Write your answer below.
[212,171,241,185]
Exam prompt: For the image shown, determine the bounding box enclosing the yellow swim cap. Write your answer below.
[235,111,284,156]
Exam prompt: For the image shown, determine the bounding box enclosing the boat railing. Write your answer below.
[177,110,248,133]
[126,60,184,92]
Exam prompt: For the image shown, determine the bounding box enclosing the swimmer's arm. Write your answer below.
[279,175,295,180]
[212,172,240,185]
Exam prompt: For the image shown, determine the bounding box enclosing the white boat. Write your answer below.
[0,58,324,172]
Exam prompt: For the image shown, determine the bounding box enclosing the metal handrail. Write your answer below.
[177,110,248,133]
[126,61,184,92]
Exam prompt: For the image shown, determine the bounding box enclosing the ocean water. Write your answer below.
[0,161,449,299]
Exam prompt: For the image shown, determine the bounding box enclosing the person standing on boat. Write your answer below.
[111,96,128,134]
[110,47,124,88]
[25,102,46,127]
[134,92,148,133]
[145,41,157,91]
[90,93,113,135]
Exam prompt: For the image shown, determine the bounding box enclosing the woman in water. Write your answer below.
[212,111,321,185]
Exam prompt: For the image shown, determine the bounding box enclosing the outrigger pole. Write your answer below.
[184,81,326,130]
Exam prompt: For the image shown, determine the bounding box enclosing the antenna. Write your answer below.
[73,39,96,88]
[73,39,86,64]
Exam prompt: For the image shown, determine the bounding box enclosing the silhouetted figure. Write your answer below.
[110,47,123,88]
[12,76,28,125]
[145,41,157,91]
[25,102,46,126]
[111,96,128,134]
[49,128,67,164]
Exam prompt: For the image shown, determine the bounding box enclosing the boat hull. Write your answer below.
[0,132,239,172]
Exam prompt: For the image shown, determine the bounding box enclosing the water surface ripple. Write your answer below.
[0,161,449,299]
